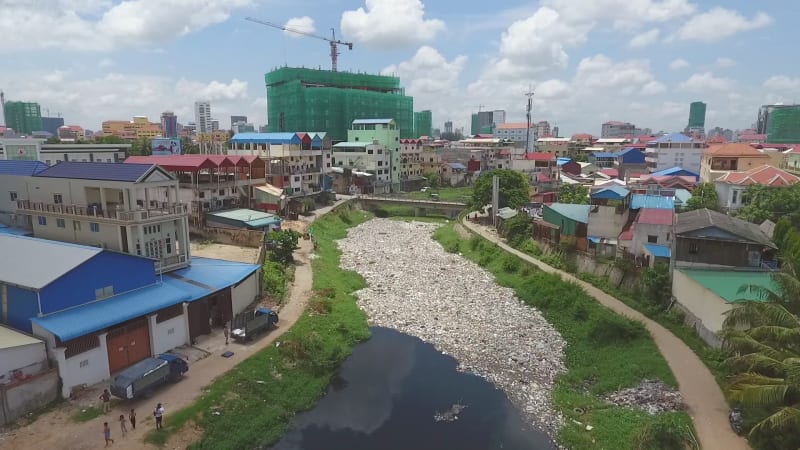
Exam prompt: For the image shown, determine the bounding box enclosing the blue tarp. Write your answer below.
[645,244,671,258]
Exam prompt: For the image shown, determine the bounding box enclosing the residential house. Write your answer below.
[587,186,631,256]
[0,160,49,228]
[538,203,590,251]
[441,162,468,186]
[650,166,700,181]
[536,137,570,157]
[613,147,647,179]
[714,165,800,211]
[558,158,582,176]
[205,209,281,232]
[331,142,391,193]
[630,208,674,266]
[589,151,617,169]
[700,143,773,182]
[644,133,705,174]
[784,146,800,174]
[399,138,426,188]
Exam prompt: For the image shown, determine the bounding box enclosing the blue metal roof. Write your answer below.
[0,224,32,236]
[557,157,573,166]
[591,152,617,158]
[35,162,158,182]
[230,132,301,145]
[592,186,630,200]
[651,166,700,180]
[0,160,49,176]
[645,244,672,258]
[631,194,675,209]
[352,119,394,125]
[546,203,590,223]
[654,133,692,143]
[168,257,260,291]
[31,277,208,341]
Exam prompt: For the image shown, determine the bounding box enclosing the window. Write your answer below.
[90,222,99,232]
[94,285,114,300]
[647,235,658,243]
[294,176,300,182]
[9,191,17,201]
[218,189,225,196]
[732,190,738,204]
[199,191,205,199]
[53,193,63,204]
[56,218,65,228]
[166,236,172,253]
[45,160,51,165]
[37,216,47,226]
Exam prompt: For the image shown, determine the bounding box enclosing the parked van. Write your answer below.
[110,354,188,400]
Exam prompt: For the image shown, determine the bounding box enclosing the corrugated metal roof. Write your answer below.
[652,167,700,179]
[0,325,42,350]
[631,194,674,210]
[675,208,775,247]
[591,152,617,158]
[679,269,777,303]
[35,161,158,182]
[0,224,32,236]
[168,257,259,291]
[546,203,590,223]
[208,208,277,223]
[447,162,467,170]
[654,133,692,143]
[333,142,369,148]
[638,208,674,225]
[645,244,671,258]
[0,160,49,176]
[351,119,394,125]
[592,186,630,199]
[230,132,300,144]
[0,235,101,290]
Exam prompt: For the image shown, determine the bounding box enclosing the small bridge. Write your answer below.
[357,196,469,219]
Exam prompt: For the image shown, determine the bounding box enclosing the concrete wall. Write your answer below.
[631,222,673,256]
[672,269,732,347]
[0,369,59,426]
[191,226,264,248]
[0,342,47,381]
[35,325,112,398]
[0,174,32,225]
[232,272,259,316]
[148,313,188,355]
[587,206,629,239]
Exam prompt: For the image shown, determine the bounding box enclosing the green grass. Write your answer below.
[144,205,372,449]
[71,405,103,423]
[402,186,473,202]
[434,226,697,449]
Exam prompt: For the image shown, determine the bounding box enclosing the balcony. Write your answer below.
[17,200,188,224]
[155,254,189,272]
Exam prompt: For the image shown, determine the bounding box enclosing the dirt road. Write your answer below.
[0,200,348,450]
[461,219,750,450]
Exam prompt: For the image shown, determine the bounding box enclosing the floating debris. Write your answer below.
[434,403,467,422]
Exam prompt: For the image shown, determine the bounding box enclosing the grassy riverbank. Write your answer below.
[434,224,697,449]
[145,206,371,449]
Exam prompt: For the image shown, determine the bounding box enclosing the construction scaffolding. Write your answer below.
[766,106,800,143]
[265,67,414,141]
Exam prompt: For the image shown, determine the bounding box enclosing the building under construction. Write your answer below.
[265,67,414,141]
[758,104,800,143]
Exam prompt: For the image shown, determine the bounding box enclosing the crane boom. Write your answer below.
[245,17,353,72]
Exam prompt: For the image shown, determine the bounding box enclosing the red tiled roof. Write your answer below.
[599,168,619,177]
[637,208,674,225]
[524,152,556,161]
[716,164,800,187]
[496,122,530,129]
[705,143,766,157]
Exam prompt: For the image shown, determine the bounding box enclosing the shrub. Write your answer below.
[468,236,483,250]
[501,256,520,273]
[633,420,696,450]
[589,314,647,345]
[517,239,542,256]
[262,261,287,300]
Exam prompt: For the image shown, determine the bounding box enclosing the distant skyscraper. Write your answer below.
[230,115,247,129]
[687,101,706,132]
[160,111,178,138]
[4,101,42,134]
[471,111,494,135]
[41,116,65,135]
[552,126,559,138]
[758,104,800,143]
[211,119,220,132]
[444,121,453,134]
[413,110,432,137]
[492,110,506,126]
[194,101,212,134]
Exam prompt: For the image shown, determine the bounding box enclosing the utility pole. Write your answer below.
[525,87,534,153]
[0,90,5,127]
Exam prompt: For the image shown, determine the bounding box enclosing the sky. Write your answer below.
[0,0,798,136]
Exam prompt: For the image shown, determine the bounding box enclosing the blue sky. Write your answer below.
[1,0,797,136]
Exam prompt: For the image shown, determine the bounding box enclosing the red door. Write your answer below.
[107,318,152,374]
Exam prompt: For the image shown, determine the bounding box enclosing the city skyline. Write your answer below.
[0,0,796,136]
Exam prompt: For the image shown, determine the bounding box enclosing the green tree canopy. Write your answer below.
[738,184,800,226]
[558,184,590,204]
[684,182,719,211]
[471,169,530,210]
[95,135,125,144]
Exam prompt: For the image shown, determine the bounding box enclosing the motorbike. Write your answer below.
[729,408,743,435]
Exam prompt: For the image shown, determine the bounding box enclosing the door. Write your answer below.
[107,318,152,374]
[188,299,210,342]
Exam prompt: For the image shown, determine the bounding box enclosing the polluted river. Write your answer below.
[271,219,566,450]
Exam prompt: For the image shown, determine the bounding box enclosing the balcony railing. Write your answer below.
[17,200,188,223]
[155,254,189,272]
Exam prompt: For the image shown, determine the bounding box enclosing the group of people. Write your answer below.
[99,388,165,446]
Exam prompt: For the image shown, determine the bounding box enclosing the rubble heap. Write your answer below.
[338,219,567,434]
[605,379,685,414]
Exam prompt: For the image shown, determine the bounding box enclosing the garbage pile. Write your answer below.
[606,379,685,414]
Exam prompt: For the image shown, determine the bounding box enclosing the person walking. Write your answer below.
[119,414,127,436]
[223,324,229,345]
[153,403,165,430]
[103,422,114,446]
[99,389,111,414]
[129,408,136,430]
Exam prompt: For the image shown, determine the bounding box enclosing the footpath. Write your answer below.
[461,219,750,450]
[0,200,346,450]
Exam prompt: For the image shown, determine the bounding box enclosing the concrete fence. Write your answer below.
[0,369,59,426]
[190,226,265,248]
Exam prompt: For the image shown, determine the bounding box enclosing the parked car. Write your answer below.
[231,307,279,342]
[110,354,188,400]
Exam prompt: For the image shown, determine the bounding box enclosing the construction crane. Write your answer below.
[245,17,353,72]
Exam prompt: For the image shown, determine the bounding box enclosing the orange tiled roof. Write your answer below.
[716,164,800,186]
[705,143,764,157]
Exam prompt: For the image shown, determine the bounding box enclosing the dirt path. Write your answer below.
[461,219,750,450]
[0,200,348,450]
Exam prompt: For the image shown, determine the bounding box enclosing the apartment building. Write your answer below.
[0,138,130,165]
[644,133,705,174]
[332,141,392,192]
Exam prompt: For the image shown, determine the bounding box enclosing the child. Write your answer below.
[129,408,136,430]
[103,422,114,446]
[99,389,111,414]
[153,403,165,430]
[119,414,127,435]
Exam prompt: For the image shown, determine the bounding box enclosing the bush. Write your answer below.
[517,239,542,256]
[501,256,520,273]
[267,230,301,265]
[262,261,287,300]
[589,314,647,345]
[633,420,696,450]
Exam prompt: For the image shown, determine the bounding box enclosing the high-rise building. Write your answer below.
[160,111,178,138]
[536,121,551,138]
[758,104,800,143]
[492,110,506,127]
[265,67,414,140]
[552,126,559,138]
[3,101,42,134]
[41,117,65,136]
[444,121,453,134]
[470,111,494,135]
[601,121,637,138]
[194,101,212,134]
[413,110,432,137]
[230,115,247,129]
[211,119,220,132]
[687,101,706,132]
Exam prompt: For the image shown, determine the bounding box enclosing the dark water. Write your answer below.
[269,327,555,450]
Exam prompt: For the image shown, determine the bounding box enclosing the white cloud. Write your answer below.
[98,58,115,68]
[544,0,696,29]
[0,0,253,53]
[573,55,661,93]
[678,72,734,92]
[715,57,736,68]
[341,0,445,49]
[175,79,249,101]
[628,29,661,48]
[672,7,772,42]
[763,75,800,92]
[284,16,315,37]
[669,58,689,70]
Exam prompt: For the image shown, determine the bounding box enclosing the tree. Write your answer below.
[95,135,125,144]
[45,137,61,144]
[267,230,301,265]
[738,184,800,226]
[423,171,441,189]
[181,136,200,155]
[501,213,533,247]
[129,137,152,156]
[642,263,672,307]
[684,182,720,211]
[471,169,530,210]
[558,184,589,204]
